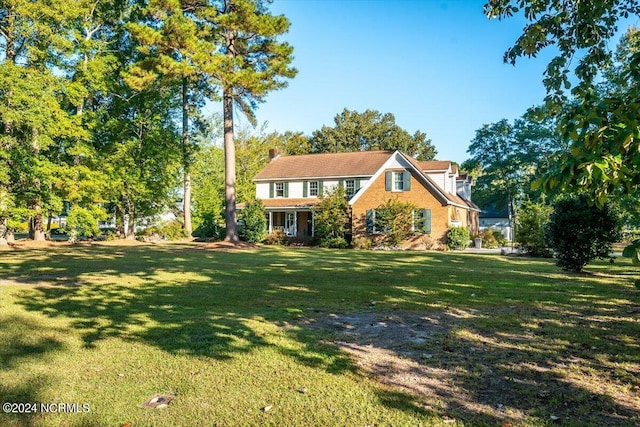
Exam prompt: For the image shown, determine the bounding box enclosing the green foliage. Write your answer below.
[352,236,373,250]
[191,142,225,231]
[447,226,470,250]
[474,229,505,249]
[313,186,350,248]
[193,212,225,241]
[373,198,417,247]
[487,4,640,208]
[465,109,566,210]
[66,206,107,243]
[485,0,640,104]
[545,196,622,272]
[320,236,348,249]
[310,108,437,160]
[263,230,288,246]
[516,201,553,257]
[159,220,190,241]
[623,239,640,265]
[239,200,267,243]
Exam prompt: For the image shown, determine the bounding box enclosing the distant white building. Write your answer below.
[479,204,512,241]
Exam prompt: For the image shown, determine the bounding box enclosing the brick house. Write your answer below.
[253,149,479,243]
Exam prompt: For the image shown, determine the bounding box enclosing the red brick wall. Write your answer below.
[351,169,455,241]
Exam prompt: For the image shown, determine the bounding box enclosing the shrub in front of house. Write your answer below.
[373,198,416,247]
[239,200,267,243]
[545,195,622,272]
[473,230,499,249]
[313,185,350,248]
[447,226,470,250]
[353,236,373,250]
[263,229,288,245]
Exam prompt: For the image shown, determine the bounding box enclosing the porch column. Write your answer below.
[293,210,297,237]
[268,211,273,233]
[311,211,315,237]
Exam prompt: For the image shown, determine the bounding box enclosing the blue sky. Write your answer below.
[208,0,562,162]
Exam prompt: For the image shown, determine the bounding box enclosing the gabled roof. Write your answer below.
[399,153,478,211]
[254,149,480,212]
[254,150,395,180]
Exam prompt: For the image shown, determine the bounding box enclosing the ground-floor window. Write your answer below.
[366,208,431,234]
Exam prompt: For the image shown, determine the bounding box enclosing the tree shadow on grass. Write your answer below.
[4,245,640,425]
[310,303,640,426]
[0,315,104,427]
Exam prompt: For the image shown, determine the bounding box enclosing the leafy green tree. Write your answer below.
[313,185,350,248]
[125,0,217,235]
[545,195,622,272]
[486,2,640,206]
[373,198,416,247]
[0,63,78,241]
[96,80,182,239]
[191,119,226,236]
[310,109,437,160]
[66,205,108,244]
[465,108,566,210]
[234,124,274,204]
[516,201,552,257]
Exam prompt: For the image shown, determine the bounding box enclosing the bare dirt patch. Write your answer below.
[302,309,640,426]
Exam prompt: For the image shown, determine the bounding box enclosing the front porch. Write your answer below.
[267,210,314,241]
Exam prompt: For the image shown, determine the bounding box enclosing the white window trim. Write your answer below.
[392,171,404,192]
[309,181,319,197]
[275,182,284,198]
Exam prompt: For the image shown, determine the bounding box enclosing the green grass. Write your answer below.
[0,244,638,426]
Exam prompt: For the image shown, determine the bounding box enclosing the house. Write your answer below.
[479,203,512,241]
[253,149,480,243]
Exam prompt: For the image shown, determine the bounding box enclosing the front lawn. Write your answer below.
[0,244,638,426]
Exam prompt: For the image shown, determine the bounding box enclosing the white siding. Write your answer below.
[256,182,271,199]
[256,178,371,200]
[425,172,446,193]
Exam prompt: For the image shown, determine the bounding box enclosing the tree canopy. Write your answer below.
[463,107,566,210]
[0,0,296,243]
[485,1,640,206]
[309,109,437,160]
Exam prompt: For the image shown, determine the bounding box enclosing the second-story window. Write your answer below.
[309,181,319,197]
[345,180,355,197]
[275,182,284,197]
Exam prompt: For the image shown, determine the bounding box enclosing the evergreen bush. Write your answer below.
[447,226,470,250]
[545,195,622,272]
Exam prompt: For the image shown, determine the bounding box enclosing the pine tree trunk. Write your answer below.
[182,79,192,236]
[223,90,238,243]
[223,20,239,243]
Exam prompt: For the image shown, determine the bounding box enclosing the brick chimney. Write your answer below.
[268,148,280,162]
